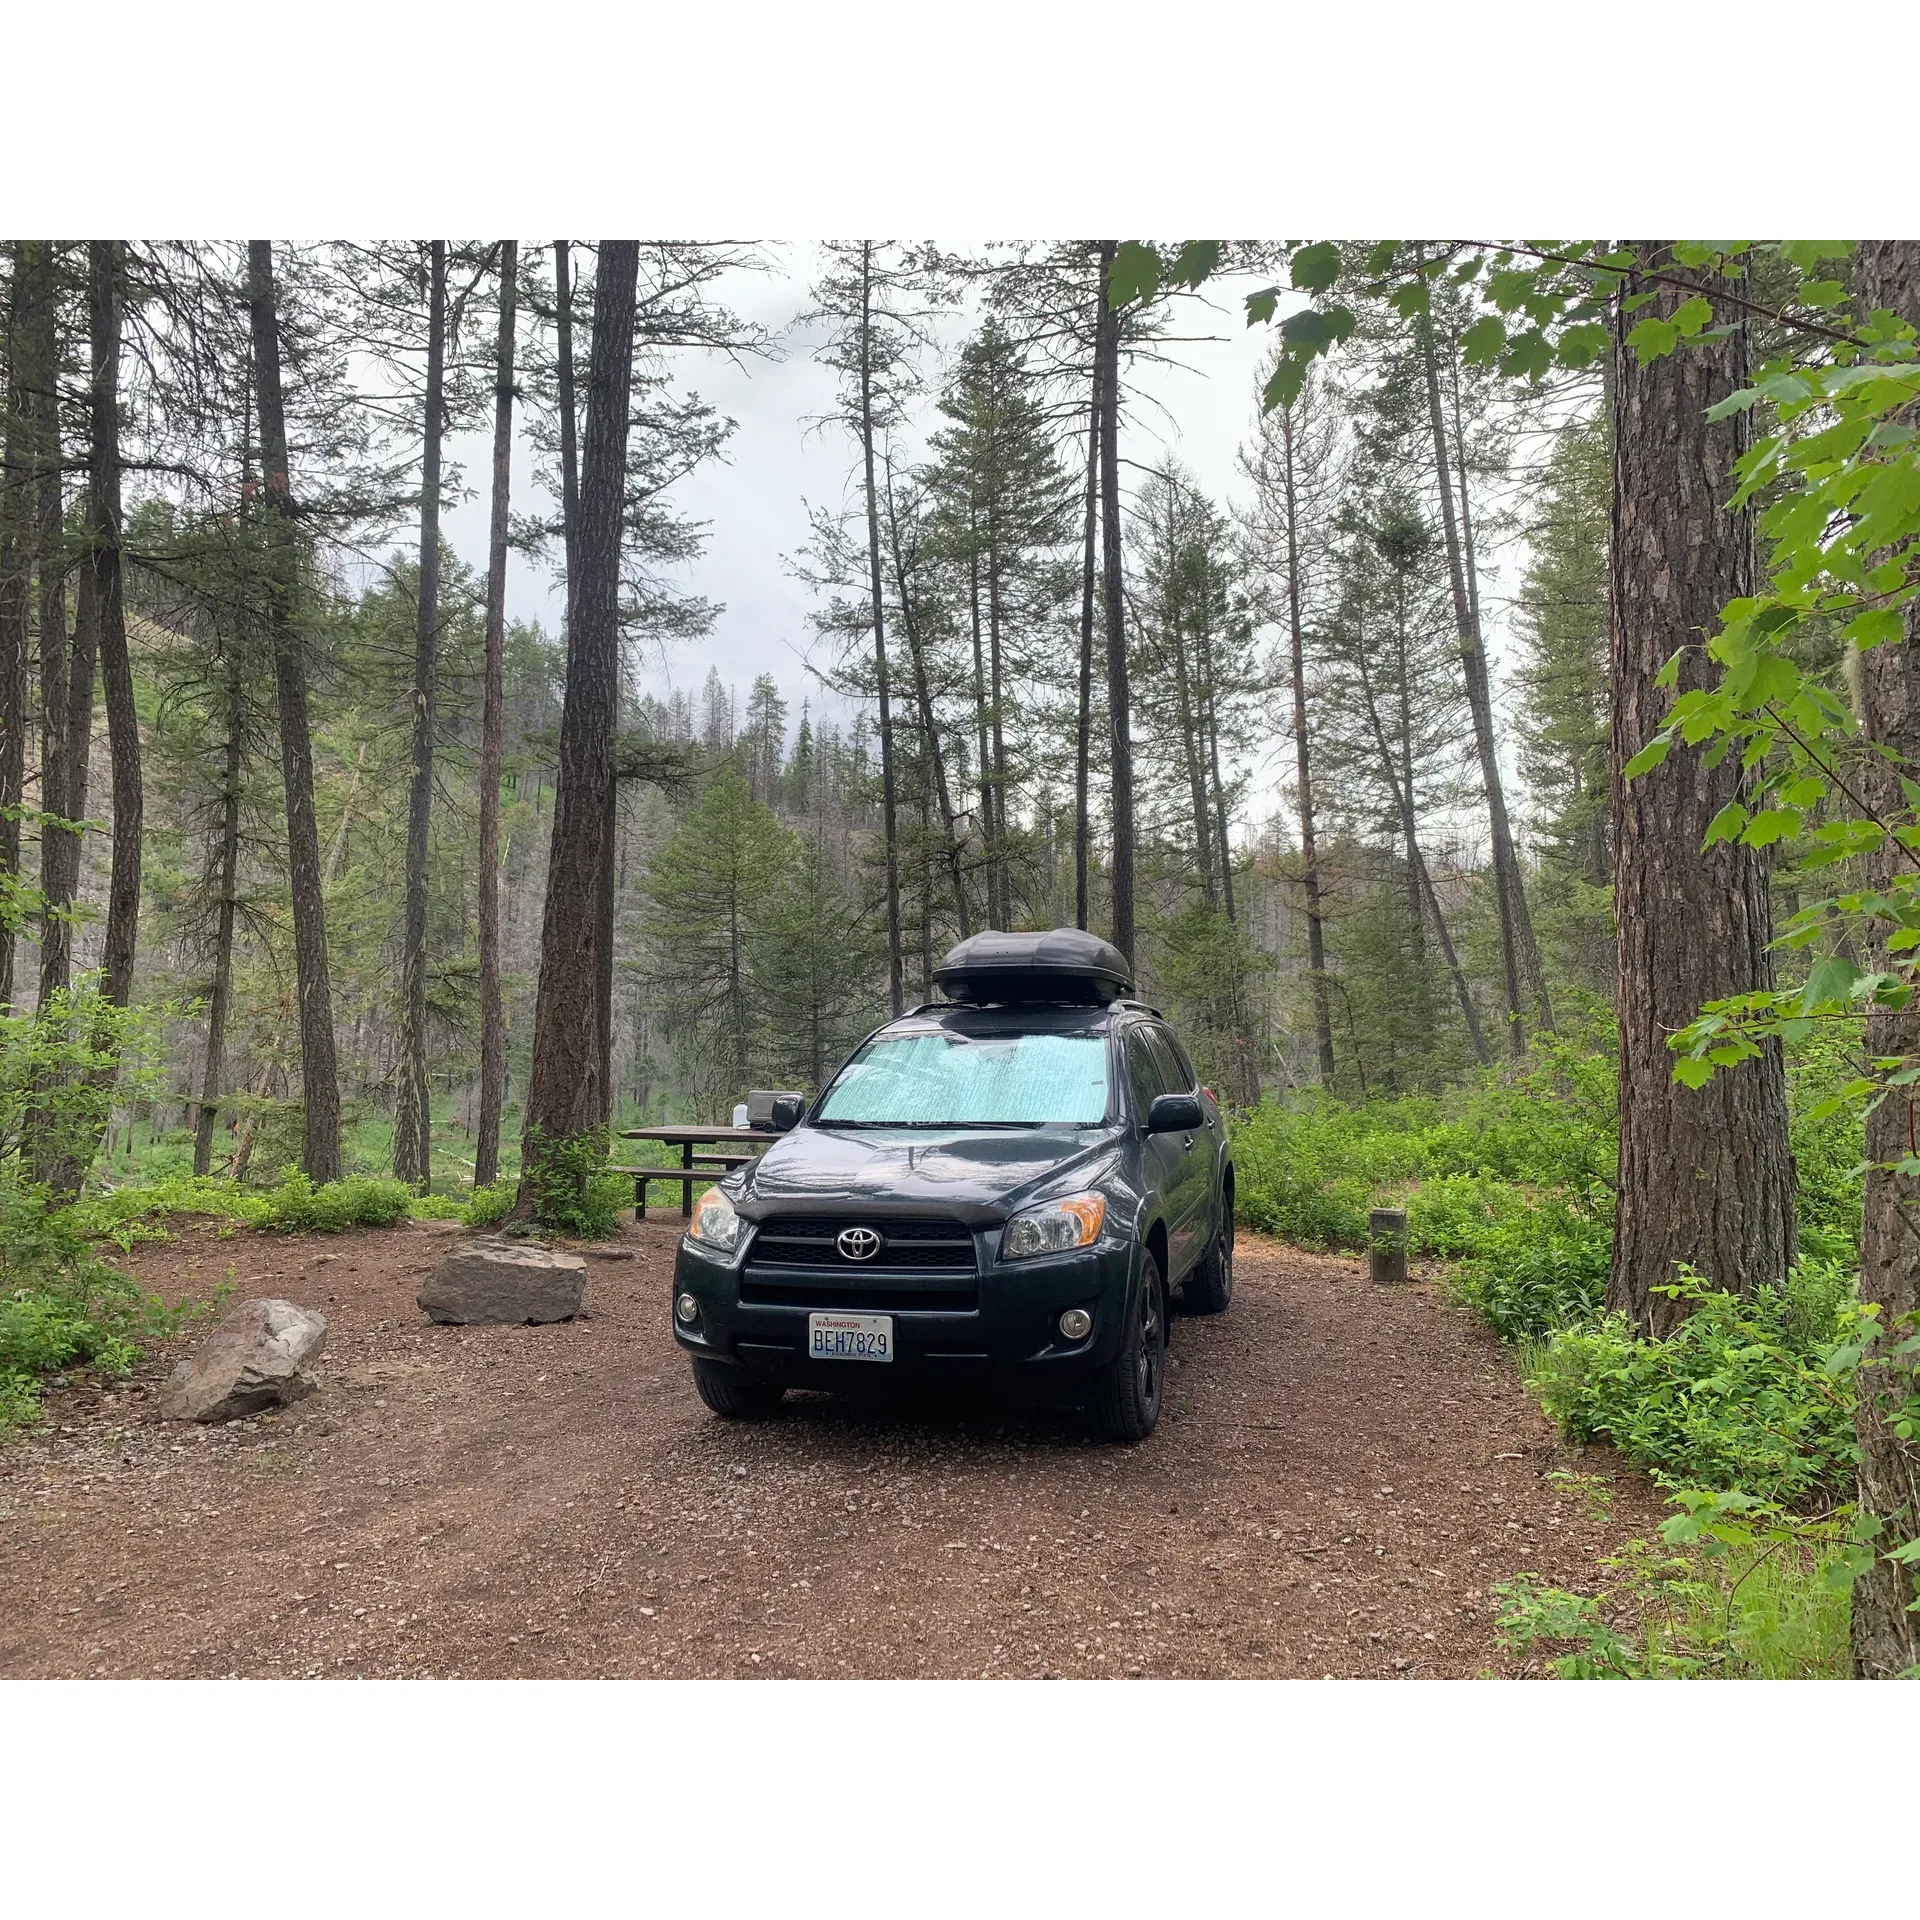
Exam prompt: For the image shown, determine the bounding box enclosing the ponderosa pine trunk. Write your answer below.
[394,240,446,1190]
[248,240,342,1183]
[1075,380,1099,931]
[517,239,637,1210]
[193,663,244,1177]
[1412,258,1551,1053]
[474,240,517,1189]
[858,243,905,1015]
[1354,617,1489,1068]
[1608,244,1793,1335]
[1096,242,1133,969]
[90,242,138,1019]
[882,467,970,939]
[967,545,997,928]
[1847,238,1920,1678]
[31,240,91,1024]
[1279,404,1335,1090]
[0,250,32,1012]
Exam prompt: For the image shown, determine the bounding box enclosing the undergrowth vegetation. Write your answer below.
[2,1144,633,1429]
[1230,1020,1869,1678]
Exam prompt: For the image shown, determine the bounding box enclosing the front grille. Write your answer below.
[747,1215,978,1276]
[738,1277,978,1314]
[741,1212,980,1314]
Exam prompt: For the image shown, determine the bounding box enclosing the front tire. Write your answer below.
[1184,1199,1234,1315]
[1086,1252,1166,1444]
[690,1358,786,1420]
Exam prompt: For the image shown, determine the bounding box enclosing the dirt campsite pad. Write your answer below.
[0,1218,1667,1679]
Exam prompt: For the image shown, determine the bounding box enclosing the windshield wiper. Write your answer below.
[814,1118,1048,1130]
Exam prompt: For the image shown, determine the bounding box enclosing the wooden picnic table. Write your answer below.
[616,1124,770,1219]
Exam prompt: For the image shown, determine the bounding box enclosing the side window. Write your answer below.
[1150,1026,1195,1093]
[1124,1029,1168,1123]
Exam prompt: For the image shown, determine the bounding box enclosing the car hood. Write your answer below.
[736,1124,1119,1224]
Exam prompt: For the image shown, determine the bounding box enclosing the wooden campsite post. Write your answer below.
[1369,1207,1408,1285]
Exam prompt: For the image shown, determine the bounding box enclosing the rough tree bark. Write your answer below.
[248,240,342,1183]
[1074,380,1099,931]
[1096,242,1133,968]
[1608,244,1793,1335]
[192,662,244,1177]
[31,240,93,1021]
[1278,403,1336,1089]
[1413,258,1551,1052]
[882,465,970,939]
[394,239,446,1190]
[1848,238,1920,1678]
[474,240,517,1189]
[89,242,139,1019]
[0,249,33,1012]
[858,243,905,1014]
[516,239,638,1208]
[1354,620,1489,1066]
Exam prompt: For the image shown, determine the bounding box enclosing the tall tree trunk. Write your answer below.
[858,244,904,1015]
[1075,382,1098,931]
[516,240,638,1208]
[33,241,89,1020]
[1412,254,1551,1052]
[90,242,138,1018]
[1164,482,1216,905]
[1847,239,1920,1678]
[0,248,34,1013]
[248,240,342,1183]
[1191,548,1236,922]
[1608,244,1793,1335]
[1280,405,1335,1090]
[193,664,244,1177]
[1354,629,1490,1066]
[986,542,1011,926]
[967,542,997,928]
[475,240,517,1188]
[394,240,446,1190]
[882,465,970,938]
[1097,242,1133,967]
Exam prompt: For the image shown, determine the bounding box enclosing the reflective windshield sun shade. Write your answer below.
[816,1031,1109,1126]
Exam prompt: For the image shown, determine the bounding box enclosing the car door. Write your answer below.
[1144,1025,1211,1277]
[1123,1026,1183,1273]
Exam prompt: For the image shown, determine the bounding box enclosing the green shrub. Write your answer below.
[464,1180,516,1231]
[1524,1266,1864,1504]
[0,1181,147,1429]
[255,1173,414,1234]
[519,1127,624,1238]
[1450,1204,1613,1343]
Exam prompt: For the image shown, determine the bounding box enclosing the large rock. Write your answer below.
[161,1298,329,1423]
[418,1238,586,1325]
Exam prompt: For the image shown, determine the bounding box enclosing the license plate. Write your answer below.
[808,1312,894,1363]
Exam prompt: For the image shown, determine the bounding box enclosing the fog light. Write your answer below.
[675,1292,700,1326]
[1058,1308,1093,1341]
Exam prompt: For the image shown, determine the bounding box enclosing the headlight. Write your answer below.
[1002,1192,1106,1260]
[688,1186,741,1252]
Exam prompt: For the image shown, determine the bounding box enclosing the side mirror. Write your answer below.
[748,1088,807,1132]
[1146,1092,1204,1135]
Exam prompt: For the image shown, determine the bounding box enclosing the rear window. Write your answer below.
[815,1030,1110,1126]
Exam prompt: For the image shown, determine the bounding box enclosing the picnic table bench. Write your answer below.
[613,1125,768,1221]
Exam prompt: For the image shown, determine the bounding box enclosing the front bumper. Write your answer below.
[671,1223,1136,1400]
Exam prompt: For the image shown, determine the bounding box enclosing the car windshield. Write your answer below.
[814,1030,1109,1127]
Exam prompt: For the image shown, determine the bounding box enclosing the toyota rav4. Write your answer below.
[669,929,1234,1443]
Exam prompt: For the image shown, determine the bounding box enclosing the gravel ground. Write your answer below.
[0,1217,1666,1679]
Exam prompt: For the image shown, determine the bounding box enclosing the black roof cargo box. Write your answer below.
[933,929,1133,1006]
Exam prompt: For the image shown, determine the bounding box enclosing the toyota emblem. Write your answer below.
[837,1225,883,1262]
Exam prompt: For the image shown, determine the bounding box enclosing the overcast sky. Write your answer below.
[433,243,1501,835]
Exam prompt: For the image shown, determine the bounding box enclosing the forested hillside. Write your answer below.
[3,237,1920,1675]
